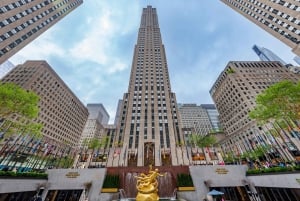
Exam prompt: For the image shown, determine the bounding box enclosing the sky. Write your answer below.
[10,0,298,123]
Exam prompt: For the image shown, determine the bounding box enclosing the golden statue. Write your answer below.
[135,165,165,201]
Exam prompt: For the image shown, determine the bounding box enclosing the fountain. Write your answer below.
[116,166,183,201]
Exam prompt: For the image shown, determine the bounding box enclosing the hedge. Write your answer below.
[0,170,48,179]
[177,173,194,187]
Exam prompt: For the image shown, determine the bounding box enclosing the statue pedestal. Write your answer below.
[136,192,159,201]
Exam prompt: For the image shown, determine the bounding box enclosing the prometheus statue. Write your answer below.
[135,165,165,201]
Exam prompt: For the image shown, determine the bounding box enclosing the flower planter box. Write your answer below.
[101,188,118,193]
[178,186,195,191]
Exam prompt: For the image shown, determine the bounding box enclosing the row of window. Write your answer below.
[228,0,300,45]
[0,1,81,57]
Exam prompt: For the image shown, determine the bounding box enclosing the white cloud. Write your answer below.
[10,29,65,65]
[68,2,140,74]
[69,10,113,65]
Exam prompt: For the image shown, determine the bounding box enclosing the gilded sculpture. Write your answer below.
[135,165,165,201]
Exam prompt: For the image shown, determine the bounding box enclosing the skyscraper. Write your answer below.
[0,0,83,64]
[1,60,89,149]
[108,6,188,167]
[252,44,287,65]
[221,0,300,56]
[210,61,300,161]
[79,103,109,147]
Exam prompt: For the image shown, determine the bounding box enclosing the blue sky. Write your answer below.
[10,0,298,123]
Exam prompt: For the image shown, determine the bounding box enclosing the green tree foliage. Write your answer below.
[0,82,39,118]
[189,134,217,148]
[249,80,300,122]
[88,138,101,150]
[0,82,42,139]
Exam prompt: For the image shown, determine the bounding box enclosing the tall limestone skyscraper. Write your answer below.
[221,0,300,56]
[0,0,83,64]
[108,6,189,167]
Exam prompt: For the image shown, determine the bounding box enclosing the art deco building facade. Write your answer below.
[1,60,89,149]
[0,0,83,64]
[108,6,188,167]
[221,0,300,56]
[210,61,300,160]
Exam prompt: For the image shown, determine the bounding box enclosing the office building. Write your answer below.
[210,61,300,160]
[79,104,109,148]
[0,60,14,78]
[221,0,300,56]
[178,104,213,136]
[0,0,83,64]
[252,44,287,65]
[87,103,109,126]
[108,6,188,167]
[1,60,89,149]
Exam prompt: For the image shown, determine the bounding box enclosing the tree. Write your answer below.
[189,134,217,163]
[249,80,300,161]
[0,82,39,118]
[0,82,42,139]
[189,134,217,148]
[0,82,43,170]
[249,80,300,122]
[88,138,100,167]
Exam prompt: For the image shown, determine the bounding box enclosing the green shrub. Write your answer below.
[0,171,47,179]
[247,165,300,175]
[246,169,261,174]
[294,165,300,170]
[102,174,120,188]
[177,173,194,187]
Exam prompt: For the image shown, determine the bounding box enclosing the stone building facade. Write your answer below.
[221,0,300,56]
[0,0,83,64]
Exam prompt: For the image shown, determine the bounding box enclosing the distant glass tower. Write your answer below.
[108,6,188,167]
[201,104,221,132]
[252,45,287,65]
[221,0,300,56]
[294,56,300,65]
[0,0,83,64]
[0,60,14,79]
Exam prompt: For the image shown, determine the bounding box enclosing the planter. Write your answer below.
[101,188,118,193]
[178,186,195,191]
